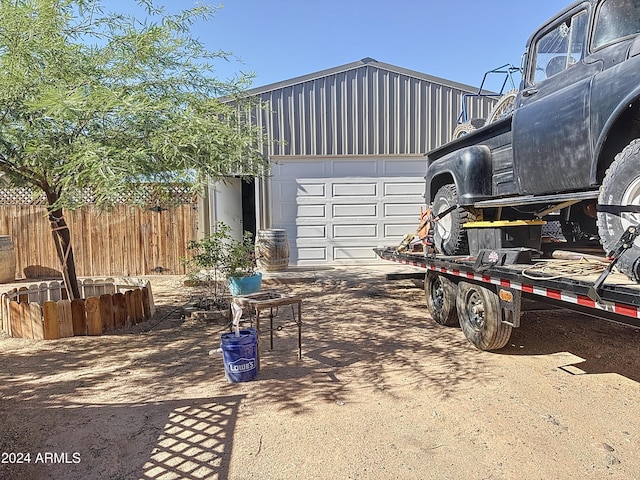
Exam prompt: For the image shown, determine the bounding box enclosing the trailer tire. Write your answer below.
[432,184,478,255]
[456,282,512,351]
[597,139,640,280]
[425,272,459,326]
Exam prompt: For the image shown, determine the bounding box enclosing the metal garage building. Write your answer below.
[211,58,496,265]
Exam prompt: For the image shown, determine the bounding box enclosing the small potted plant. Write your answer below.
[222,229,262,296]
[185,222,262,301]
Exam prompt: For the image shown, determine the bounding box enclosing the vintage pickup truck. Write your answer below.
[425,0,640,280]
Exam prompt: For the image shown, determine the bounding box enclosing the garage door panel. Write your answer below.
[332,183,377,197]
[332,160,379,175]
[297,183,326,197]
[382,159,428,175]
[385,223,420,237]
[333,246,379,260]
[384,203,423,217]
[333,224,377,238]
[298,204,327,218]
[383,182,424,196]
[297,225,327,238]
[333,204,377,217]
[275,161,327,177]
[296,247,327,261]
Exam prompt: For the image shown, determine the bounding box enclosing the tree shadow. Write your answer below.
[0,271,519,478]
[0,395,244,480]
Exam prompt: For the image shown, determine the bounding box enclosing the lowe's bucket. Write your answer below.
[220,328,258,383]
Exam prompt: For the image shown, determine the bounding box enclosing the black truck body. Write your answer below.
[425,0,640,280]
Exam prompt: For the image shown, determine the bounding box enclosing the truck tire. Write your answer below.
[424,272,459,326]
[432,184,478,255]
[456,281,512,351]
[597,139,640,280]
[452,118,486,140]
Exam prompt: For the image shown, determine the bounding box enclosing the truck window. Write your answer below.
[593,0,640,49]
[532,11,588,84]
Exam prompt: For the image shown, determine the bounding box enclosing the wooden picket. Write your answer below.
[0,278,155,339]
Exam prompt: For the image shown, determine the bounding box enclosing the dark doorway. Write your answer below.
[241,178,256,237]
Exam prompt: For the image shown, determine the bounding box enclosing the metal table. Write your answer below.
[232,291,302,362]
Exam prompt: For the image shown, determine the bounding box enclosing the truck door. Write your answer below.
[512,7,602,195]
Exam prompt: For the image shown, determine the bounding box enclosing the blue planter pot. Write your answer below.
[228,272,262,296]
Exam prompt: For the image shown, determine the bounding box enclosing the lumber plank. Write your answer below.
[71,299,86,336]
[43,301,60,340]
[58,299,74,338]
[86,296,102,336]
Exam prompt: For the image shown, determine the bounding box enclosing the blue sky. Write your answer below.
[109,0,572,92]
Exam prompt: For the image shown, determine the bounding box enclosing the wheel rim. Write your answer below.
[465,289,485,331]
[435,201,453,243]
[430,277,444,310]
[621,176,640,231]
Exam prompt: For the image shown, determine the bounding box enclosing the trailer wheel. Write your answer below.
[424,272,459,326]
[456,282,512,351]
[597,139,640,280]
[432,184,478,255]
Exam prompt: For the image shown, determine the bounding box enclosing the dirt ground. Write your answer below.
[1,265,640,480]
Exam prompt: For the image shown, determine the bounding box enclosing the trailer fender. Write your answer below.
[497,286,522,328]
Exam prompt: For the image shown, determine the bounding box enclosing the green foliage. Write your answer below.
[0,0,268,211]
[185,221,257,307]
[187,222,258,279]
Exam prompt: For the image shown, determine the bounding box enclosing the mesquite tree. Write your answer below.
[0,0,266,298]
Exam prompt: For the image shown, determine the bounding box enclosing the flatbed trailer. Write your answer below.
[374,247,640,351]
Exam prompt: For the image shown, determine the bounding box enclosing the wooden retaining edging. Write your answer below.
[0,278,155,339]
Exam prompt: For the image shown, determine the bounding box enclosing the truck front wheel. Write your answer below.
[432,184,478,255]
[456,282,512,351]
[597,139,640,280]
[424,272,459,326]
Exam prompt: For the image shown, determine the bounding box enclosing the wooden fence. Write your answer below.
[0,203,198,279]
[0,278,155,339]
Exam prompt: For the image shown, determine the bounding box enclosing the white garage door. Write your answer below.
[270,157,428,265]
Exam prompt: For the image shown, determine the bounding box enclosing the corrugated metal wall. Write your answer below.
[250,59,496,157]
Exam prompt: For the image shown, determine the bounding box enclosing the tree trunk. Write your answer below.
[44,187,81,299]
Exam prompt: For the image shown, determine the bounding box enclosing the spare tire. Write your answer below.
[597,139,640,280]
[452,118,486,140]
[432,184,478,255]
[486,89,518,124]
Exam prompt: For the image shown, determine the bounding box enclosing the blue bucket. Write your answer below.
[220,328,258,383]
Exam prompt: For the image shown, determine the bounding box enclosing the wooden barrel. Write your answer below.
[255,229,290,272]
[0,236,16,283]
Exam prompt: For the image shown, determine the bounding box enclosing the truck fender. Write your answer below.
[592,85,640,183]
[426,145,492,206]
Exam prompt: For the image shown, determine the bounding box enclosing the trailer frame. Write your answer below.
[374,247,640,350]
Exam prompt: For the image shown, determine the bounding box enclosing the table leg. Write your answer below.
[270,307,274,350]
[255,308,262,371]
[297,301,302,360]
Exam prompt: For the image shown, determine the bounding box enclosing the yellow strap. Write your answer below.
[464,220,547,228]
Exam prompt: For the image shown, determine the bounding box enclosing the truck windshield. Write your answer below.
[593,0,640,49]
